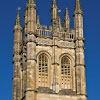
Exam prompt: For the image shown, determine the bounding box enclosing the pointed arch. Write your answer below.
[59,53,75,89]
[59,53,75,67]
[37,51,51,87]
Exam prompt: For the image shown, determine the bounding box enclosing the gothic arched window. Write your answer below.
[38,53,49,87]
[61,56,72,89]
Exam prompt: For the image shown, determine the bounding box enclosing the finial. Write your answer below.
[16,7,21,14]
[17,7,21,12]
[64,8,69,20]
[15,7,21,26]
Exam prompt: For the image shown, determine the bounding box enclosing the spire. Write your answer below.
[13,8,22,100]
[14,8,22,30]
[28,0,36,4]
[64,8,70,20]
[25,0,36,33]
[51,0,58,27]
[74,0,82,14]
[51,0,58,15]
[51,0,57,8]
[15,10,21,26]
[64,8,70,31]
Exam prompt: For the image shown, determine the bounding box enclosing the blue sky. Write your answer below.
[0,0,100,100]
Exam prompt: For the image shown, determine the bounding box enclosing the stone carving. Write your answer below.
[36,38,53,45]
[36,38,75,48]
[58,41,75,48]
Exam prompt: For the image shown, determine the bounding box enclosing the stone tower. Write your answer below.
[12,0,87,100]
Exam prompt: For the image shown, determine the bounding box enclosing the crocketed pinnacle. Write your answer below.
[15,11,21,26]
[74,0,82,14]
[64,8,70,20]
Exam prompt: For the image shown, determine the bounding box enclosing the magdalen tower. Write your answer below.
[12,0,87,100]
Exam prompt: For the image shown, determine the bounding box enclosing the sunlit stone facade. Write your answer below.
[12,0,87,100]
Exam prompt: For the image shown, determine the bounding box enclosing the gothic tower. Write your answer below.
[12,0,87,100]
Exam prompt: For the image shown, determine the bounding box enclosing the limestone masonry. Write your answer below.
[12,0,87,100]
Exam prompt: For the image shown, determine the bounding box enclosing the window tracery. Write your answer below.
[38,53,49,87]
[61,56,71,89]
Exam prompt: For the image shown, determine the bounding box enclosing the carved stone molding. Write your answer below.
[36,38,75,48]
[36,38,53,46]
[58,41,75,48]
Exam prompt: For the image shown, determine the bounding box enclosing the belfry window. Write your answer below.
[38,53,49,87]
[61,56,71,89]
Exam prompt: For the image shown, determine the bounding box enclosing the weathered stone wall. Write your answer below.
[13,0,87,100]
[36,93,87,100]
[35,37,76,91]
